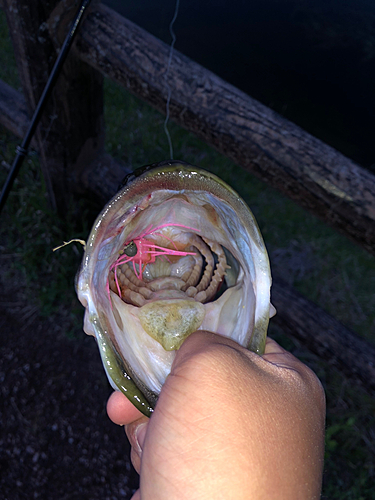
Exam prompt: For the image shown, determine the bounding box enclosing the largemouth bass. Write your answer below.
[76,160,274,416]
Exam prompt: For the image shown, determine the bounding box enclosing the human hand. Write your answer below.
[107,331,326,500]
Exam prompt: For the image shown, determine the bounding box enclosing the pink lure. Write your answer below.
[108,223,199,300]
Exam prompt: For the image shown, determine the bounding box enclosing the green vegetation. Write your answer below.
[0,9,374,498]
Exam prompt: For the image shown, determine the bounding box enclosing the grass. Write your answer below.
[0,8,374,498]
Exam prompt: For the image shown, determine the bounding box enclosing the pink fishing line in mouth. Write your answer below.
[107,223,200,300]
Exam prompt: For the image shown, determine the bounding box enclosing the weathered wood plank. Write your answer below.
[3,0,105,213]
[272,280,375,394]
[80,151,131,202]
[0,79,28,138]
[0,76,129,202]
[68,3,375,255]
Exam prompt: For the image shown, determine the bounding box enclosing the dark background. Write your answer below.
[105,0,375,171]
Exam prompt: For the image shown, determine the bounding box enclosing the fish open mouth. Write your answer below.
[107,216,241,351]
[77,161,272,415]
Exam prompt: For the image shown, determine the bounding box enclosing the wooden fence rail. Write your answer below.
[0,0,374,392]
[74,3,375,255]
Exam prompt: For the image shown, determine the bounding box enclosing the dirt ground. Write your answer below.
[0,266,139,499]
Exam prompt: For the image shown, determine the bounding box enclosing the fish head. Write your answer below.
[76,160,273,416]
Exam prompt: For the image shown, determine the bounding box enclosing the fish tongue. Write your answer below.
[137,298,205,351]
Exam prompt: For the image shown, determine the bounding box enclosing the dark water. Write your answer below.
[104,0,375,171]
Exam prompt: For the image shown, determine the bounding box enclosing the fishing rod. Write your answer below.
[0,0,92,216]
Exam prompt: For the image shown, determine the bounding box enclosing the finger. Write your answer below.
[126,420,148,474]
[264,336,289,355]
[263,338,326,407]
[262,336,302,368]
[125,420,148,452]
[130,489,141,500]
[106,390,145,425]
[130,446,142,474]
[172,330,244,371]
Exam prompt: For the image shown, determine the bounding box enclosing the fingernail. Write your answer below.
[135,422,147,452]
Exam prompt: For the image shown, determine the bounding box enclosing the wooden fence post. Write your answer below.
[3,0,104,214]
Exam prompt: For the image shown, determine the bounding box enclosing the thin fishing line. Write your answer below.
[163,0,180,160]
